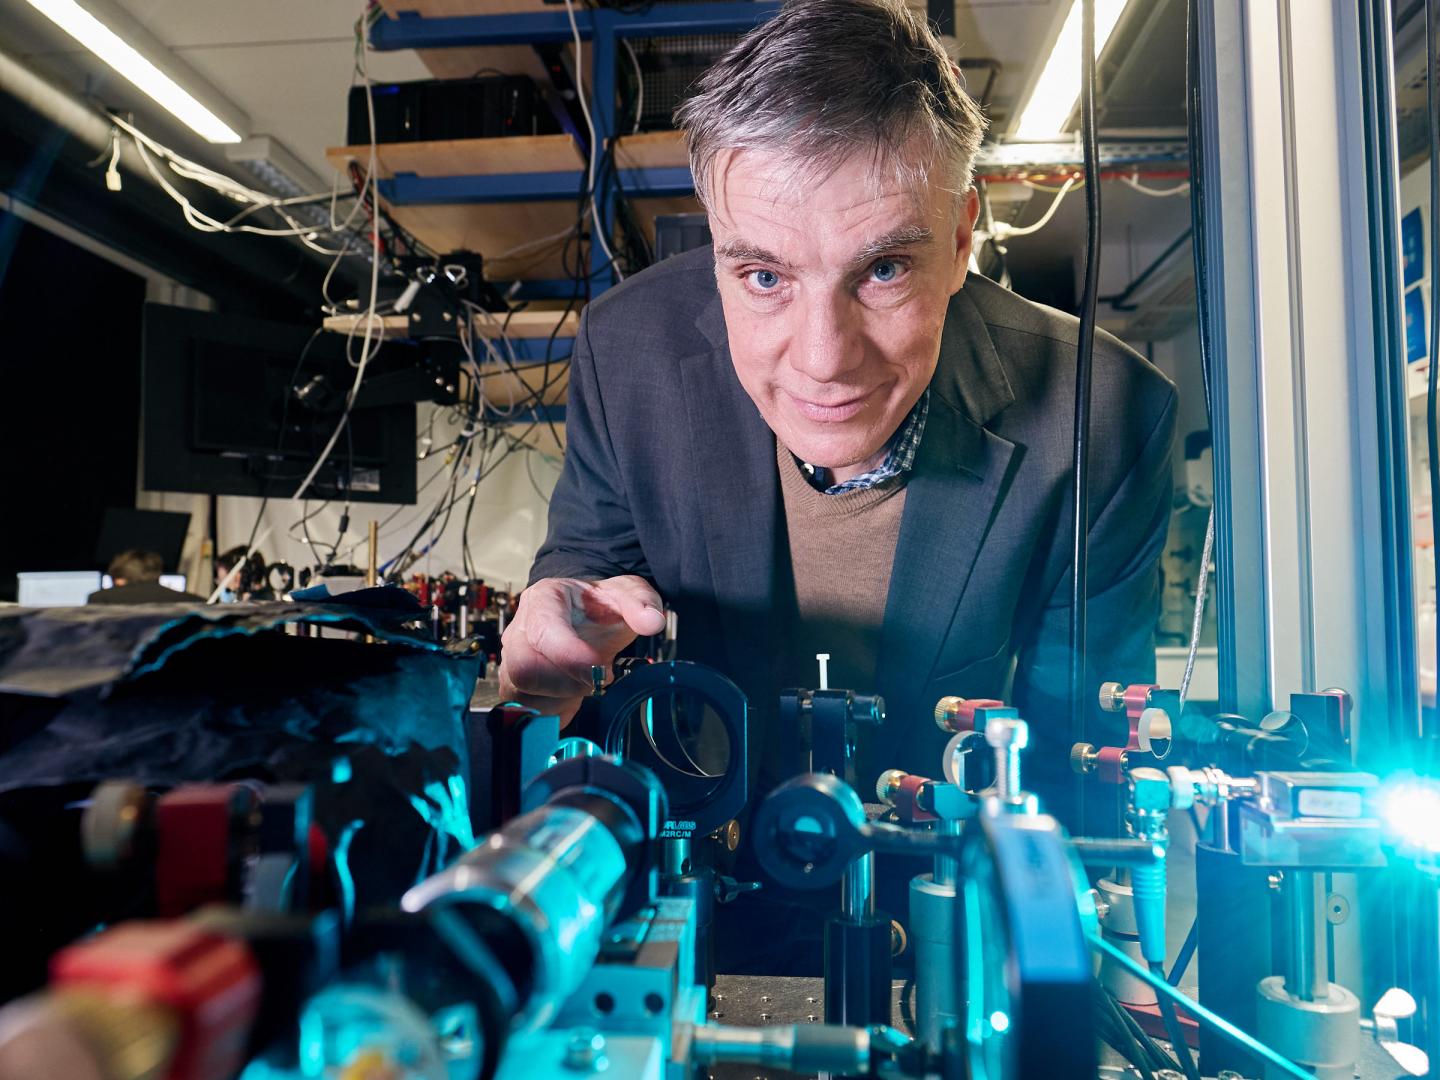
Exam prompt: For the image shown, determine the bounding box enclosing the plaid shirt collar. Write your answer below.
[799,389,930,495]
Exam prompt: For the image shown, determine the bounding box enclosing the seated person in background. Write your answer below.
[87,549,204,604]
[214,546,274,602]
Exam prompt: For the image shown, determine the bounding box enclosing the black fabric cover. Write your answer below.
[0,590,481,921]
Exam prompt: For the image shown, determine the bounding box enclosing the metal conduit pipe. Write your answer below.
[0,46,161,190]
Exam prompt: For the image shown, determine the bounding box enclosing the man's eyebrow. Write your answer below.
[849,225,934,266]
[714,224,934,269]
[714,239,795,269]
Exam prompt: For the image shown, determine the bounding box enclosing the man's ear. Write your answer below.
[949,187,981,293]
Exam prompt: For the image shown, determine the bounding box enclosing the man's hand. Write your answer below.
[497,575,667,726]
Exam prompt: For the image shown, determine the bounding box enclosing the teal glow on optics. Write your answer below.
[1380,773,1440,854]
[407,776,477,855]
[332,819,365,925]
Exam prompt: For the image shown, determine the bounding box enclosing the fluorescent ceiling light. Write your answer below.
[1012,0,1130,141]
[25,0,243,143]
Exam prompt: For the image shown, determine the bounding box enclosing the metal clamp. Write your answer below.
[599,661,748,839]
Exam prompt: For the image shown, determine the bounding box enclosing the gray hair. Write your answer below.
[675,0,988,210]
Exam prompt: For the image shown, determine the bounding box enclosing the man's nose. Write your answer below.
[790,292,864,382]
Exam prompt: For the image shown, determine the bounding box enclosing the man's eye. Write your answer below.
[747,269,782,291]
[870,259,901,283]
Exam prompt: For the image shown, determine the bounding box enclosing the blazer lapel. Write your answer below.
[878,282,1019,701]
[678,291,781,683]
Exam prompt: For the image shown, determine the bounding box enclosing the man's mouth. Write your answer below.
[784,389,872,423]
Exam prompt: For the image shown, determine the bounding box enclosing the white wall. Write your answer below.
[142,403,562,594]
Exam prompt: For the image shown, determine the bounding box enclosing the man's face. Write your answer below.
[708,147,980,481]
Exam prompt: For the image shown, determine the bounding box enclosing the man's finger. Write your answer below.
[517,585,618,674]
[594,576,667,637]
[500,644,595,699]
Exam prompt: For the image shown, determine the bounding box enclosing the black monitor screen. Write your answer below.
[94,507,191,572]
[143,304,419,503]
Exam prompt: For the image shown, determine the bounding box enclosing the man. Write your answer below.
[88,549,204,604]
[501,0,1176,819]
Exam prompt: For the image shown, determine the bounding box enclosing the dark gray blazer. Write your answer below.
[531,246,1177,806]
[86,581,206,604]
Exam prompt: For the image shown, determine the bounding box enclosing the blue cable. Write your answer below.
[1090,935,1317,1080]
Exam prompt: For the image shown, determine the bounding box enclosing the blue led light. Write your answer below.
[990,1010,1011,1034]
[1381,773,1440,854]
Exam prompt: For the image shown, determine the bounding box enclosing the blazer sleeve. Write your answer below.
[527,307,654,586]
[1011,389,1178,747]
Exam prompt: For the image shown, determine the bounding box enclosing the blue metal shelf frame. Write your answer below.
[369,2,782,290]
[376,166,696,205]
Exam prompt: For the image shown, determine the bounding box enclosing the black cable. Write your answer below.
[597,135,653,273]
[1107,987,1176,1074]
[1185,0,1215,424]
[1099,228,1193,311]
[604,55,650,272]
[388,454,469,573]
[388,439,473,577]
[329,415,354,568]
[386,419,536,580]
[527,163,590,451]
[521,442,554,503]
[233,327,326,584]
[976,181,1011,289]
[1095,995,1156,1080]
[899,976,916,1036]
[537,292,578,450]
[342,457,452,565]
[1150,962,1201,1080]
[392,90,593,582]
[459,413,490,583]
[1426,0,1440,719]
[1167,916,1199,986]
[1068,0,1103,834]
[288,499,330,550]
[1103,995,1154,1071]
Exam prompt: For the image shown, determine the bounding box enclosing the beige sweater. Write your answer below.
[776,441,908,695]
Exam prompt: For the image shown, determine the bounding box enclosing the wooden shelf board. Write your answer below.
[367,10,585,90]
[382,200,581,280]
[325,133,697,279]
[323,308,581,340]
[366,193,699,280]
[327,134,583,179]
[463,362,570,408]
[613,131,689,171]
[631,194,704,242]
[411,44,550,82]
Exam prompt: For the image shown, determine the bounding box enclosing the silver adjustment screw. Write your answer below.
[986,718,1028,800]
